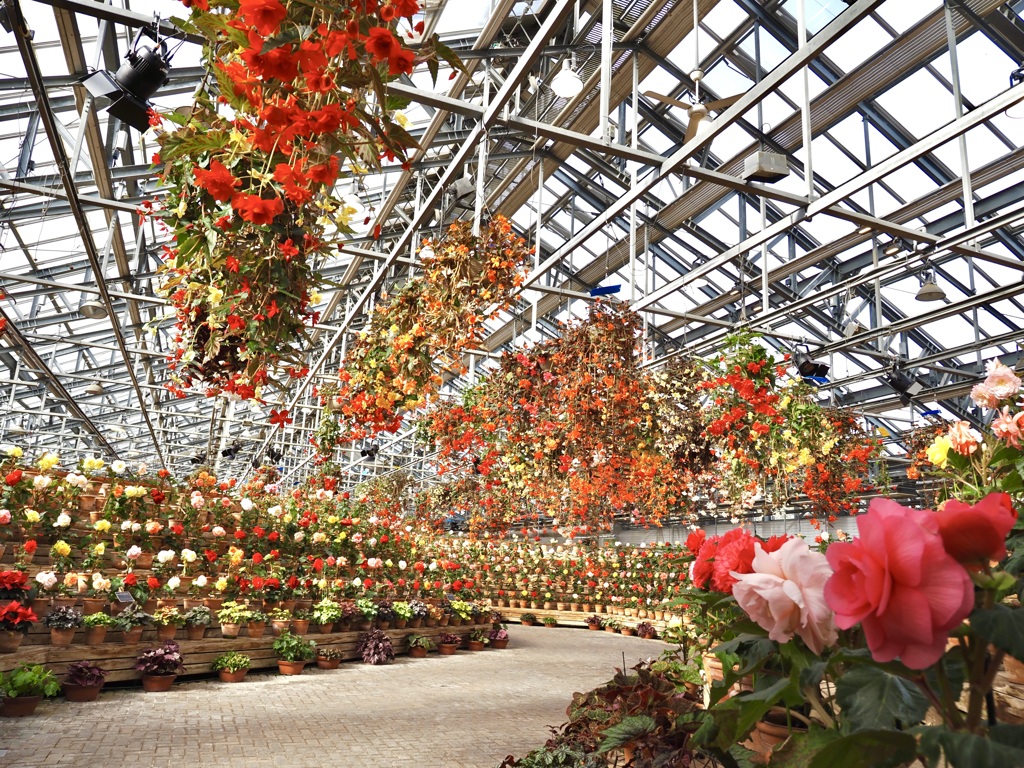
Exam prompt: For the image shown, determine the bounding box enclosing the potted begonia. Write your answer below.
[0,663,59,716]
[62,661,109,702]
[212,651,251,683]
[135,640,186,692]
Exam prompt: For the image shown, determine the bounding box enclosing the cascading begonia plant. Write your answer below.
[316,216,532,450]
[151,0,461,399]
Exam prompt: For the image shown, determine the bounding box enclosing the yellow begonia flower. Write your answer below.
[24,510,40,523]
[94,519,110,532]
[37,452,59,471]
[53,540,71,557]
[215,578,228,591]
[926,435,952,468]
[6,446,23,458]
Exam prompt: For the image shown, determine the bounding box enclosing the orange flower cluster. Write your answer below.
[322,217,531,448]
[152,0,452,397]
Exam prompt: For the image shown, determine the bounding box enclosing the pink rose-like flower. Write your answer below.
[0,509,10,525]
[825,498,973,670]
[947,421,979,456]
[970,382,1000,410]
[984,359,1022,401]
[992,406,1024,449]
[732,538,837,655]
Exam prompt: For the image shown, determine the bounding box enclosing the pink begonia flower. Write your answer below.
[0,509,10,525]
[992,406,1024,449]
[731,538,837,655]
[947,421,979,456]
[970,382,1000,410]
[825,498,973,670]
[984,359,1022,401]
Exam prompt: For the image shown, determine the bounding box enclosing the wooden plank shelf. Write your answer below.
[0,623,491,683]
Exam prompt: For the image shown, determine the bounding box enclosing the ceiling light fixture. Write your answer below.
[81,26,177,132]
[793,345,829,379]
[883,239,906,256]
[189,451,207,466]
[221,441,242,459]
[85,381,105,396]
[79,299,108,319]
[1007,66,1024,119]
[550,60,584,99]
[915,270,946,302]
[884,367,924,406]
[266,447,283,463]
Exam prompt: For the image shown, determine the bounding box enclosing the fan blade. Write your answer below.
[643,90,694,112]
[703,93,743,111]
[684,112,706,143]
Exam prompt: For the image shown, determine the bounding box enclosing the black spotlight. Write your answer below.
[189,452,206,466]
[360,445,379,461]
[0,7,12,34]
[884,368,924,406]
[81,26,175,132]
[266,447,283,464]
[221,441,242,459]
[793,346,829,379]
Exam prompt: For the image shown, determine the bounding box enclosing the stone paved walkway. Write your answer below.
[0,627,670,768]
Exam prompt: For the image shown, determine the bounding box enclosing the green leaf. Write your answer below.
[433,37,469,77]
[807,730,917,768]
[915,726,1024,768]
[595,715,657,754]
[834,666,929,732]
[971,605,1024,661]
[771,727,843,768]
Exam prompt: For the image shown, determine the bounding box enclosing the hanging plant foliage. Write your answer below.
[326,215,532,445]
[149,0,463,399]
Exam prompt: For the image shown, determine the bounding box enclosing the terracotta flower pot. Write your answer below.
[246,621,266,639]
[204,597,224,612]
[438,644,458,656]
[141,674,176,692]
[409,646,427,658]
[63,683,103,703]
[156,625,178,642]
[29,597,50,619]
[408,618,423,629]
[1,695,42,717]
[49,626,76,647]
[218,669,248,683]
[316,622,334,634]
[292,620,310,635]
[491,638,509,650]
[84,626,108,645]
[0,630,25,653]
[468,640,485,651]
[270,620,290,636]
[185,625,206,641]
[393,618,407,629]
[80,599,106,615]
[277,660,306,676]
[122,626,145,644]
[53,597,77,610]
[437,616,449,627]
[620,628,634,636]
[316,658,341,670]
[375,619,391,630]
[749,708,809,758]
[605,626,617,633]
[136,553,154,569]
[221,623,241,639]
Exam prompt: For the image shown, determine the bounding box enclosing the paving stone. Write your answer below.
[0,628,669,768]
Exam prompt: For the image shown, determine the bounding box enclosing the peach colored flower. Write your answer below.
[992,406,1024,449]
[732,538,837,654]
[947,421,978,456]
[984,359,1021,401]
[970,382,1000,409]
[825,498,973,669]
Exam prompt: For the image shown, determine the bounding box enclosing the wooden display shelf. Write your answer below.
[496,606,676,632]
[0,624,488,683]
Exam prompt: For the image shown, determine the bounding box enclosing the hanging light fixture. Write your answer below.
[915,270,946,302]
[79,298,108,319]
[550,60,584,99]
[1007,66,1024,120]
[80,26,176,132]
[85,381,105,396]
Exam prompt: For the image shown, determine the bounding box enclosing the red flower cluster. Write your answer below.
[0,600,37,631]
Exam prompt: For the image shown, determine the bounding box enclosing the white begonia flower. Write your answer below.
[111,460,127,474]
[54,513,71,528]
[241,498,254,512]
[166,576,181,590]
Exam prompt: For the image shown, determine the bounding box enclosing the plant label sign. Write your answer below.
[115,591,135,603]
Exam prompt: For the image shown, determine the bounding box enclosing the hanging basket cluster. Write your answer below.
[418,315,879,534]
[150,0,460,399]
[319,216,532,448]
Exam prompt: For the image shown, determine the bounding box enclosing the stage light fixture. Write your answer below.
[81,26,177,132]
[884,368,924,406]
[793,346,829,379]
